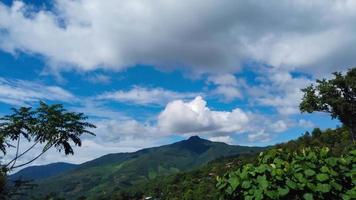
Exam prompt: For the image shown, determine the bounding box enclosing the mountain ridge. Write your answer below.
[27,135,265,199]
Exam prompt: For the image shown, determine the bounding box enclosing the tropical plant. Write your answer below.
[0,101,95,199]
[216,147,356,200]
[300,68,356,142]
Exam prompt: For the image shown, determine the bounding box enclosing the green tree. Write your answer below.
[300,68,356,142]
[0,101,96,198]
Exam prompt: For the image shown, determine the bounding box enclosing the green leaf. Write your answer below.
[254,189,263,200]
[316,183,331,193]
[257,175,268,190]
[349,149,356,156]
[277,187,289,196]
[241,181,251,189]
[286,179,297,189]
[265,190,278,199]
[316,173,329,182]
[227,177,240,190]
[303,193,314,200]
[326,157,338,167]
[320,166,329,173]
[304,169,316,176]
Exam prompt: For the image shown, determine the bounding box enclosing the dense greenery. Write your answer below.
[275,126,353,156]
[217,147,355,200]
[0,102,95,199]
[300,68,356,141]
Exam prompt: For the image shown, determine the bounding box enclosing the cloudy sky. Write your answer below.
[0,0,354,167]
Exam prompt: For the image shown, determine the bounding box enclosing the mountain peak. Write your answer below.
[187,135,203,141]
[174,135,210,154]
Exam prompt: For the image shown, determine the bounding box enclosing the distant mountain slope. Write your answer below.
[30,136,265,199]
[9,162,77,181]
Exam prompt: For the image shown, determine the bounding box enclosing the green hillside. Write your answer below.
[110,126,354,200]
[30,136,264,199]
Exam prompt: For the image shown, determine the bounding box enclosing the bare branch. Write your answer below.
[11,144,53,170]
[10,137,21,168]
[4,140,39,168]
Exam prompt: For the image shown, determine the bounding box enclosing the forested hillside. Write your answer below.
[29,136,264,199]
[9,162,77,181]
[108,126,354,200]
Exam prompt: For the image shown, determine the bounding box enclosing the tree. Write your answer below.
[0,101,96,198]
[300,68,356,142]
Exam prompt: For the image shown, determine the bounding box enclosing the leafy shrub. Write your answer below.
[216,147,356,200]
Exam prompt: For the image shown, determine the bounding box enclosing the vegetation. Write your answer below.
[215,69,356,200]
[109,126,354,200]
[0,102,95,199]
[217,147,355,200]
[300,68,356,141]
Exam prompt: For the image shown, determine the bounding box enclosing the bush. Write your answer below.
[216,147,356,200]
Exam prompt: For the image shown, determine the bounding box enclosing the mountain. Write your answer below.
[9,162,77,181]
[110,127,354,200]
[29,136,265,199]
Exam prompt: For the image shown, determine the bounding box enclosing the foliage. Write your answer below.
[0,102,95,199]
[300,68,356,141]
[275,126,353,156]
[217,147,356,200]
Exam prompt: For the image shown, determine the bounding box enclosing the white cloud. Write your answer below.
[212,85,242,102]
[0,0,355,75]
[252,69,313,115]
[207,74,244,102]
[248,130,271,142]
[97,86,200,106]
[86,73,111,84]
[207,74,238,86]
[94,119,159,142]
[298,119,315,128]
[157,96,249,136]
[270,120,288,133]
[208,136,233,144]
[0,77,76,106]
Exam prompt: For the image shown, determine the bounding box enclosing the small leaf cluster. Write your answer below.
[216,147,356,200]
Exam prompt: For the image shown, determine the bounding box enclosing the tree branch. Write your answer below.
[4,140,39,168]
[11,144,53,170]
[10,136,21,169]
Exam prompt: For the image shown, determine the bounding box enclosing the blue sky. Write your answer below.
[1,0,354,166]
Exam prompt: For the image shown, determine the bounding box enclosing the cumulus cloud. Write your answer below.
[0,0,355,75]
[157,96,249,136]
[0,77,76,106]
[96,86,200,106]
